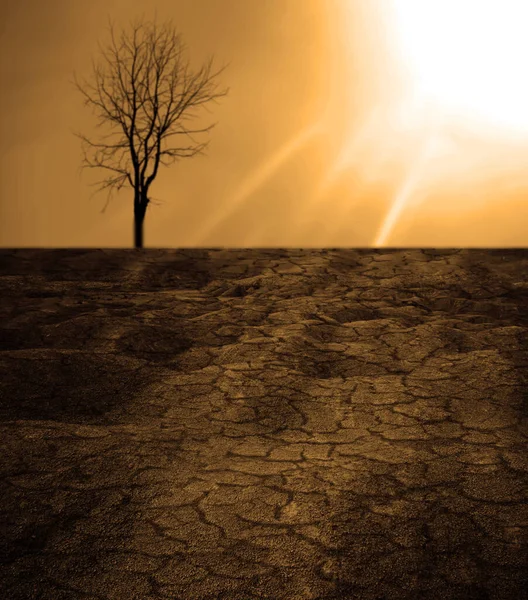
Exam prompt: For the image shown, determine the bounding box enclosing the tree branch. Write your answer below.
[73,16,228,214]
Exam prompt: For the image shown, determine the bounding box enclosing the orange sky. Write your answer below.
[1,0,527,247]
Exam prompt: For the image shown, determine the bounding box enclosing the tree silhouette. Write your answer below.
[73,17,228,248]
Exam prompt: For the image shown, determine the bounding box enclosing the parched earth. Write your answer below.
[0,248,527,600]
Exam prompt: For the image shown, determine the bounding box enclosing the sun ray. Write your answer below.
[298,97,433,244]
[295,106,388,239]
[373,132,438,247]
[316,106,384,196]
[188,122,324,245]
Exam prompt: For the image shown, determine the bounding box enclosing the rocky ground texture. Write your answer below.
[0,248,527,600]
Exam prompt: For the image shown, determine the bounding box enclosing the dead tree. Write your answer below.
[73,17,228,248]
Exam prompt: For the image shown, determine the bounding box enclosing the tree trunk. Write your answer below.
[134,213,143,248]
[134,203,145,249]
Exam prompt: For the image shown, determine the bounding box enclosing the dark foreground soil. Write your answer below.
[0,248,527,600]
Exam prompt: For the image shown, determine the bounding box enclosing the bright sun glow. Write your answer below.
[391,0,528,132]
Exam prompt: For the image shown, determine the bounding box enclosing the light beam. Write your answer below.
[373,131,438,247]
[188,122,323,245]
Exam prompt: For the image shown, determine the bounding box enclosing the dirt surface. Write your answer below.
[0,248,527,600]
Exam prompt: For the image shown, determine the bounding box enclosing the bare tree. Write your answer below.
[73,17,228,248]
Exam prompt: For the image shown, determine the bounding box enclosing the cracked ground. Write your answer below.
[0,248,527,600]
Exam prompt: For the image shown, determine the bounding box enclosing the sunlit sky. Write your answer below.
[1,0,527,247]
